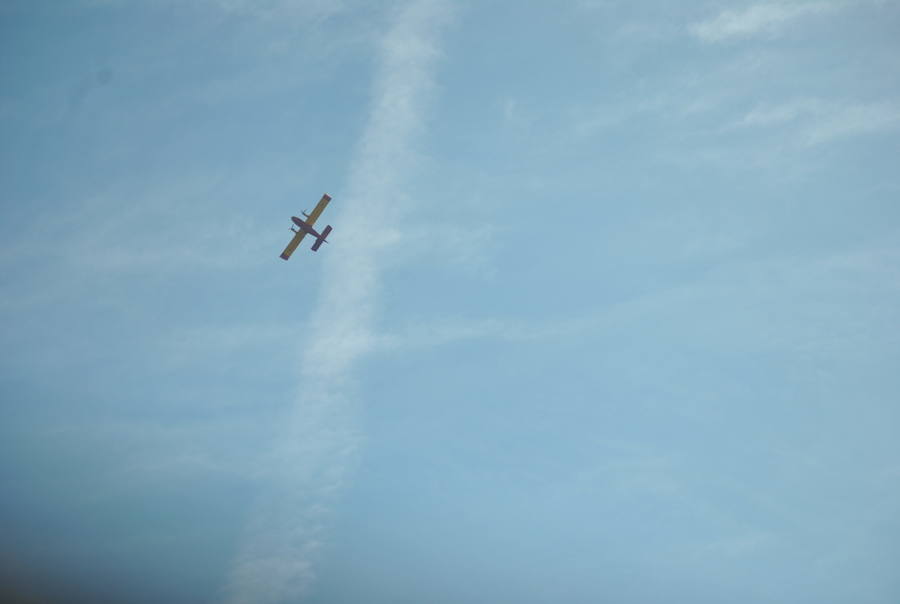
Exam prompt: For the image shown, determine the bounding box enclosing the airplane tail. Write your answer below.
[311,225,332,251]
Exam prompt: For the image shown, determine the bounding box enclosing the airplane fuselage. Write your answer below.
[291,216,322,238]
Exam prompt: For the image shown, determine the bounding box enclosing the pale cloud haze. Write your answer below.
[2,1,899,603]
[690,1,845,42]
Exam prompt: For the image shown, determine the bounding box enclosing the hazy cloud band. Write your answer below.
[224,2,450,603]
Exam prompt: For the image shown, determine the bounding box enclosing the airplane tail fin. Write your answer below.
[311,225,332,251]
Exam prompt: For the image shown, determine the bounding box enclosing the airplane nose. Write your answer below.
[291,216,304,227]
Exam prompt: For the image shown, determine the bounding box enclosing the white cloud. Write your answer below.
[804,100,900,144]
[739,98,824,125]
[158,322,304,369]
[224,2,451,602]
[690,2,843,43]
[500,97,539,130]
[195,0,347,22]
[688,532,780,559]
[388,222,499,277]
[372,231,900,366]
[737,98,900,144]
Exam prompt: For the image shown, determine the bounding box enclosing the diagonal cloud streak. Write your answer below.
[690,1,844,43]
[224,2,450,603]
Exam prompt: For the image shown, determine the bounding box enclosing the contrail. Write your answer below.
[225,2,450,602]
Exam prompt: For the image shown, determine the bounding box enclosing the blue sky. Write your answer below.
[2,1,899,602]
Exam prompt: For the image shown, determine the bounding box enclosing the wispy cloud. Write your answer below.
[373,232,900,362]
[737,98,900,144]
[690,2,844,43]
[803,101,900,144]
[373,314,595,353]
[224,2,451,602]
[739,98,824,125]
[214,0,346,21]
[84,0,348,21]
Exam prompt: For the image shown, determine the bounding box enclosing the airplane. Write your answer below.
[279,193,333,260]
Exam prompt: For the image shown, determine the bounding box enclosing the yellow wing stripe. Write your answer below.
[305,193,332,227]
[280,231,307,260]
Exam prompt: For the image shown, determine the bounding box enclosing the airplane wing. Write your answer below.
[279,194,332,260]
[279,230,307,260]
[304,193,332,227]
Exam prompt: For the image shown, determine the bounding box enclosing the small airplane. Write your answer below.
[279,193,333,260]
